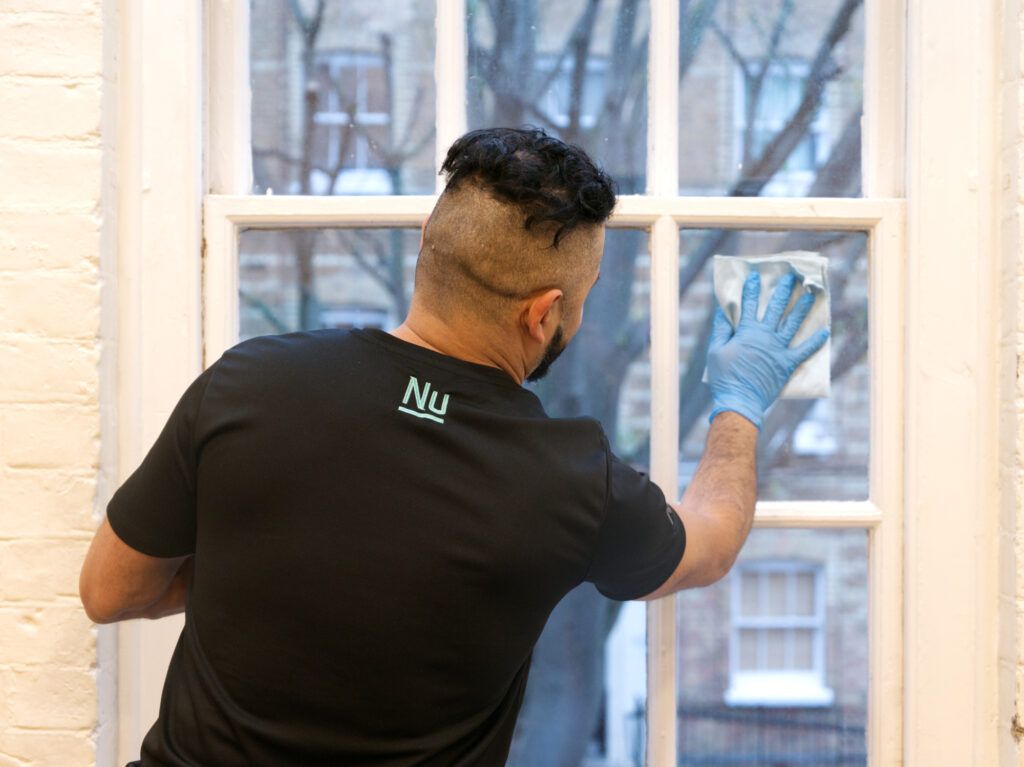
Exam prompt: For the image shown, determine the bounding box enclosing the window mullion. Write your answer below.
[207,0,252,194]
[647,0,679,196]
[862,0,906,197]
[434,0,467,193]
[647,213,680,767]
[646,0,681,762]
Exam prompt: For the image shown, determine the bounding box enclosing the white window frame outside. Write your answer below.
[725,560,832,708]
[106,1,1020,766]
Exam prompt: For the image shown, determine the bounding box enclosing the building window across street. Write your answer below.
[726,560,833,707]
[310,51,393,194]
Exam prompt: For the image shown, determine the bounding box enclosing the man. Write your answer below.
[80,127,827,766]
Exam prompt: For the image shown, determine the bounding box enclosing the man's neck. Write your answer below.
[390,316,527,385]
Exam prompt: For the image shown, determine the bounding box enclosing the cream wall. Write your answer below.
[0,1,104,766]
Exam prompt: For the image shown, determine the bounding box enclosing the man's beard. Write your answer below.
[526,325,565,383]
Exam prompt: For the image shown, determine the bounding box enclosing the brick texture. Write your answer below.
[0,1,102,765]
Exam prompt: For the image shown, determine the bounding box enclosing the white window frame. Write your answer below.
[726,560,832,708]
[108,1,1020,766]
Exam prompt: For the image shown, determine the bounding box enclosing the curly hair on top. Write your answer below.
[440,127,617,247]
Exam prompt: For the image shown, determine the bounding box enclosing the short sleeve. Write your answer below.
[106,366,216,558]
[585,443,686,601]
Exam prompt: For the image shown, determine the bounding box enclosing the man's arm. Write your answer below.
[79,517,193,624]
[641,271,829,600]
[640,411,756,599]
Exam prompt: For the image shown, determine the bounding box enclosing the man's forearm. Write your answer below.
[642,411,759,598]
[688,411,758,529]
[680,411,758,582]
[110,557,194,621]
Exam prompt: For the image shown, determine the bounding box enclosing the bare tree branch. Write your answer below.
[395,83,429,156]
[678,0,863,296]
[680,0,722,81]
[286,0,325,41]
[349,248,394,294]
[710,18,750,75]
[797,101,862,198]
[253,147,305,167]
[239,291,291,334]
[735,0,862,196]
[742,0,794,165]
[765,0,794,65]
[564,0,601,141]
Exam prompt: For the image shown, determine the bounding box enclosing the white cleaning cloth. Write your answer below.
[709,252,831,398]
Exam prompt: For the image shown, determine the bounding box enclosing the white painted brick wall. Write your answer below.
[0,3,103,766]
[1017,0,1024,759]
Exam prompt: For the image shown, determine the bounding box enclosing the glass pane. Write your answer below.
[678,0,864,197]
[738,629,759,670]
[238,228,417,338]
[678,529,868,765]
[763,628,786,669]
[508,230,650,767]
[467,0,650,194]
[678,229,869,501]
[250,0,436,195]
[794,571,816,616]
[766,572,787,616]
[740,571,760,616]
[793,629,815,670]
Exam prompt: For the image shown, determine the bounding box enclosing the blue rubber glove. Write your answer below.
[706,270,830,430]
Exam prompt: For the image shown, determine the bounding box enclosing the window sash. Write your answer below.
[201,1,907,765]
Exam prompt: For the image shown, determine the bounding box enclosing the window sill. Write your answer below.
[725,672,835,708]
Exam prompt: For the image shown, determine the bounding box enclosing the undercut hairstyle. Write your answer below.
[416,127,617,322]
[441,127,617,248]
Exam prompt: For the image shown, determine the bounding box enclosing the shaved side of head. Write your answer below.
[412,127,617,326]
[416,185,603,322]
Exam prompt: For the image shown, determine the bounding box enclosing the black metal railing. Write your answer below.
[675,703,867,766]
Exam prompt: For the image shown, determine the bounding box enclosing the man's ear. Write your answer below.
[419,216,429,250]
[521,289,563,345]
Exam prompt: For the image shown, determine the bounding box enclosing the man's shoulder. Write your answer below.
[199,330,368,402]
[217,328,363,370]
[230,327,357,354]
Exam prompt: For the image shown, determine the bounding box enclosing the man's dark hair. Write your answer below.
[440,127,617,247]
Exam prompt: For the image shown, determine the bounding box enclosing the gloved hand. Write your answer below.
[706,270,830,430]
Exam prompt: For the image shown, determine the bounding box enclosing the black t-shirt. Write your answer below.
[108,328,685,767]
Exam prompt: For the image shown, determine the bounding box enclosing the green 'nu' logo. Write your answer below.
[397,376,450,424]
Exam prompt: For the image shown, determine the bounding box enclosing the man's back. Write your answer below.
[108,328,680,765]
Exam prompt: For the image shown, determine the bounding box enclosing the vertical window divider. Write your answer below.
[648,214,680,767]
[647,1,681,764]
[206,0,252,195]
[648,0,679,197]
[435,0,467,193]
[867,205,906,767]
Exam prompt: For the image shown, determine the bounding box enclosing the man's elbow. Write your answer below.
[705,550,741,586]
[79,571,123,624]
